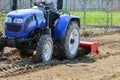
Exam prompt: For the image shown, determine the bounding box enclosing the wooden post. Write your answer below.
[83,0,86,30]
[106,0,109,32]
[0,0,2,12]
[30,0,33,8]
[72,0,74,15]
[110,0,113,27]
[12,0,17,10]
[19,0,22,9]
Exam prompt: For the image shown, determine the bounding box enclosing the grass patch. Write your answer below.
[0,13,6,19]
[0,13,6,33]
[73,11,120,27]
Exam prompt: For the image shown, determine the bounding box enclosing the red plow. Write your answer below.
[79,41,99,54]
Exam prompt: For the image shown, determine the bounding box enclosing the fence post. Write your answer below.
[30,0,33,8]
[83,0,86,30]
[110,0,113,27]
[0,0,1,16]
[106,0,110,32]
[0,0,2,12]
[12,0,17,10]
[72,0,74,15]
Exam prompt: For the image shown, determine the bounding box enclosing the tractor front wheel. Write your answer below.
[32,35,53,63]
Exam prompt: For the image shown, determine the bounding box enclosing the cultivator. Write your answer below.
[80,41,99,54]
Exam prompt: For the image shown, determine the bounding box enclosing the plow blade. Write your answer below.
[79,41,99,54]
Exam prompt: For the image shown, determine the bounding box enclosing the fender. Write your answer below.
[53,15,80,39]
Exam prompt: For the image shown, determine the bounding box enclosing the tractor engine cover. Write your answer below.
[5,9,46,38]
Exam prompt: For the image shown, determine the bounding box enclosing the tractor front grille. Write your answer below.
[6,24,22,32]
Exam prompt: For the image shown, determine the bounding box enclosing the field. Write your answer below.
[0,30,119,80]
[73,11,120,26]
[0,12,120,80]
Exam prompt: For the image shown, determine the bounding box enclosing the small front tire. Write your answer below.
[32,35,53,63]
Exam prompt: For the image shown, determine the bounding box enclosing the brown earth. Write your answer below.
[0,31,120,80]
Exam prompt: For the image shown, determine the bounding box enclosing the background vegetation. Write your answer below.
[73,11,120,27]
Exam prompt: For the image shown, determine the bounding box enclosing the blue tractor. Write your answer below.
[0,1,80,63]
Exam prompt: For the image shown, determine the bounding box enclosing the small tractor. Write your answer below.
[0,1,98,63]
[0,0,80,62]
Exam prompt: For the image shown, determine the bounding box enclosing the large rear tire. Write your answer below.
[58,21,80,59]
[32,35,53,63]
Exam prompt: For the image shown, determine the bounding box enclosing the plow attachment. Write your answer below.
[79,41,99,54]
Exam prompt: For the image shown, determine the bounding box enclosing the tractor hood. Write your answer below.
[7,9,43,18]
[5,9,46,38]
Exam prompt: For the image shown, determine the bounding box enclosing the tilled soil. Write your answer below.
[0,32,120,80]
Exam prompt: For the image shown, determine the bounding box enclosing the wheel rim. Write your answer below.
[44,41,52,61]
[69,28,79,55]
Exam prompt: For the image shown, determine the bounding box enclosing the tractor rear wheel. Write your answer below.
[32,35,53,63]
[58,21,80,60]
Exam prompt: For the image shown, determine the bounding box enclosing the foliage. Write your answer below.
[0,13,6,19]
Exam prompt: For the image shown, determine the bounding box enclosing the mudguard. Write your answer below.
[53,15,80,39]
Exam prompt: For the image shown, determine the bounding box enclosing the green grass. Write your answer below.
[72,11,120,27]
[0,13,6,19]
[0,13,6,32]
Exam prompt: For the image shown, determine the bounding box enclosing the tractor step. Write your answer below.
[80,41,99,54]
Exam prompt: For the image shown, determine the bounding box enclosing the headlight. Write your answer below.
[5,17,12,23]
[13,18,24,24]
